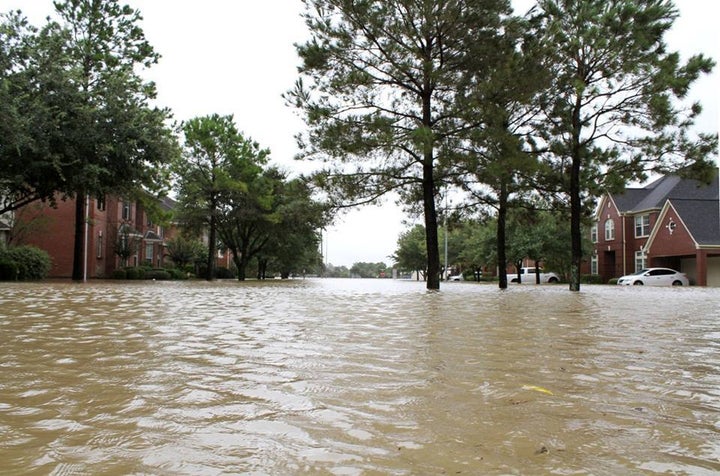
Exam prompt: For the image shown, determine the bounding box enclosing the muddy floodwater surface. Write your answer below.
[0,279,719,475]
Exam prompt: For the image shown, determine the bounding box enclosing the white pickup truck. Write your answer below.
[510,267,560,284]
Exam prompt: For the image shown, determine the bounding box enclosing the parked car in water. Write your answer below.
[510,267,560,284]
[616,268,689,286]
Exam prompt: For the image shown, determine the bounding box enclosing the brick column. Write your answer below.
[695,249,707,286]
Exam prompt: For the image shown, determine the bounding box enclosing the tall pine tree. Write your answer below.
[289,0,511,290]
[534,0,717,291]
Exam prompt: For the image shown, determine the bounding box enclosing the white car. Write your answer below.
[617,268,689,286]
[510,267,560,284]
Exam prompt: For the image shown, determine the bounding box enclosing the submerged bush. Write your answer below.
[0,246,52,280]
[167,268,188,280]
[124,267,141,280]
[581,274,603,284]
[0,257,19,280]
[215,266,235,279]
[145,269,170,280]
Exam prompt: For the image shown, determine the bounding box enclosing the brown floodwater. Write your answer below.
[0,279,718,475]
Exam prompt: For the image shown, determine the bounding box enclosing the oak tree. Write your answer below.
[174,114,268,281]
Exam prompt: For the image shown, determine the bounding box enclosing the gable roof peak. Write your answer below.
[611,168,718,213]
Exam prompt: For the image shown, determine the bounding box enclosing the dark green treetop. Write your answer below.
[289,0,512,290]
[533,0,717,291]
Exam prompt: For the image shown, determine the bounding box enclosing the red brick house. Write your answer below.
[14,194,179,279]
[591,169,720,286]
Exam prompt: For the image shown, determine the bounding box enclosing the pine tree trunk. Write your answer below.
[206,203,217,281]
[497,182,508,289]
[569,95,583,292]
[423,159,440,290]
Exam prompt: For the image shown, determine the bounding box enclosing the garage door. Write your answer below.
[708,257,720,287]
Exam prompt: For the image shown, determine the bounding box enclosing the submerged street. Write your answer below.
[1,279,718,474]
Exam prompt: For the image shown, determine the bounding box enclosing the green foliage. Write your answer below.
[174,114,269,280]
[290,0,514,290]
[144,269,171,280]
[534,0,717,290]
[174,116,328,281]
[112,269,127,279]
[256,176,328,279]
[124,267,143,280]
[324,264,350,278]
[165,235,206,269]
[350,262,389,279]
[396,207,589,283]
[391,225,428,276]
[581,274,603,284]
[0,258,19,281]
[0,2,179,280]
[0,3,178,214]
[114,225,141,267]
[0,245,52,280]
[167,268,188,280]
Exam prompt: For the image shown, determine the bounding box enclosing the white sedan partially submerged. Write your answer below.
[617,268,689,286]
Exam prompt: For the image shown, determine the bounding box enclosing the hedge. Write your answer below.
[0,246,52,280]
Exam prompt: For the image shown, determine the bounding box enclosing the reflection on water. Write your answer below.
[1,279,719,475]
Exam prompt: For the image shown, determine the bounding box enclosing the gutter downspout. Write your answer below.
[83,194,89,282]
[622,215,626,276]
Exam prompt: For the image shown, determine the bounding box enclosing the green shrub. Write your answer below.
[608,278,619,285]
[145,269,170,280]
[581,274,603,284]
[167,268,187,280]
[112,269,127,279]
[0,246,51,280]
[0,257,19,280]
[124,267,141,279]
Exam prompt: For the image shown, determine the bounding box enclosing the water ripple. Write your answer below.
[0,280,718,474]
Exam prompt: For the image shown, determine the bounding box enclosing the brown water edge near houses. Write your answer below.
[1,279,719,475]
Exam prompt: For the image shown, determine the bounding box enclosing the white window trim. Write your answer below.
[591,253,598,275]
[605,219,615,241]
[634,250,647,272]
[634,214,650,238]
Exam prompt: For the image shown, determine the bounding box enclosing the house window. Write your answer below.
[96,196,106,211]
[590,223,598,243]
[591,252,598,275]
[634,250,647,272]
[604,219,615,241]
[635,214,650,237]
[96,231,103,258]
[145,243,154,264]
[122,201,131,221]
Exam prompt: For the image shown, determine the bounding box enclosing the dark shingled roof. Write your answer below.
[670,199,720,246]
[611,169,719,246]
[160,196,177,212]
[612,170,718,213]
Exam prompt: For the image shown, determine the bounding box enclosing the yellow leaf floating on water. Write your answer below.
[522,384,554,395]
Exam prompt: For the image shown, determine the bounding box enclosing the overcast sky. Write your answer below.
[2,0,717,267]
